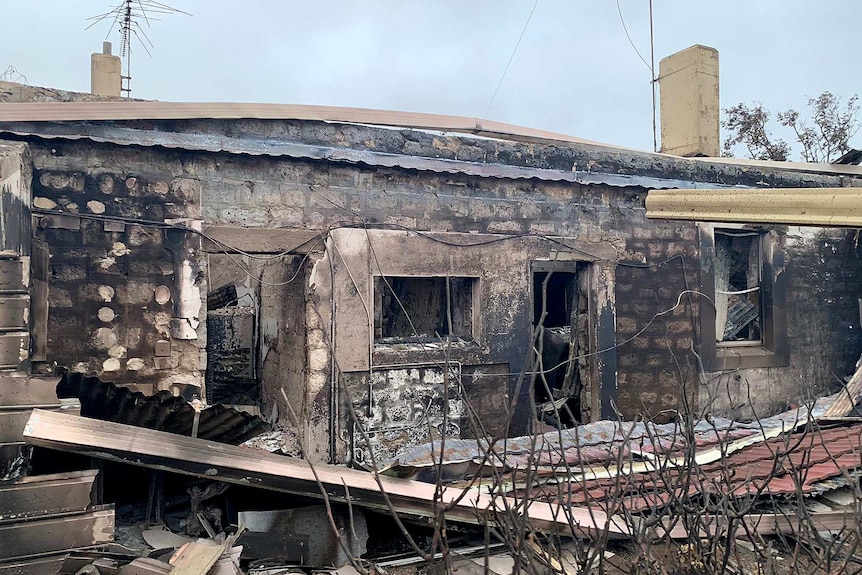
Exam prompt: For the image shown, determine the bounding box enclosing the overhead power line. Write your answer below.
[483,0,541,119]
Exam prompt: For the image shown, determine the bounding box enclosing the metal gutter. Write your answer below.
[645,187,862,226]
[0,124,737,190]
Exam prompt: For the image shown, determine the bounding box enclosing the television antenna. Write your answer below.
[87,1,190,97]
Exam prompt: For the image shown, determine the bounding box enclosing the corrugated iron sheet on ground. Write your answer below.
[382,377,862,477]
[526,421,862,513]
[56,372,268,445]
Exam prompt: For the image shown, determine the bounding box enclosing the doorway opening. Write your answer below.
[531,261,590,428]
[205,254,307,418]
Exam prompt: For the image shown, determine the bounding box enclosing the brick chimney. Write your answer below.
[658,45,720,157]
[90,42,121,97]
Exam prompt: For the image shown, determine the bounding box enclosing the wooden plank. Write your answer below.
[0,505,114,560]
[0,375,60,409]
[0,554,68,575]
[169,541,225,575]
[201,226,323,254]
[822,358,862,418]
[0,470,97,520]
[22,409,628,537]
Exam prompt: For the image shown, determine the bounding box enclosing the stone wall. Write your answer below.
[701,226,862,418]
[9,124,862,442]
[28,144,204,395]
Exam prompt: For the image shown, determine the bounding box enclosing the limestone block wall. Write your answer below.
[28,143,204,395]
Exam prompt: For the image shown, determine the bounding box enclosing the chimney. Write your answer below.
[658,45,720,157]
[90,41,121,97]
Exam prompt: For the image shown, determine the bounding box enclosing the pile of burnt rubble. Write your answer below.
[3,369,862,575]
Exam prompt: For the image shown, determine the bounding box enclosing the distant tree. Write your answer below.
[722,91,859,162]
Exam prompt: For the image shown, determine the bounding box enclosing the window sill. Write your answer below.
[714,345,784,369]
[372,339,485,366]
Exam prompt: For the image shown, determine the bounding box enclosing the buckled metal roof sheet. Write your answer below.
[56,372,268,445]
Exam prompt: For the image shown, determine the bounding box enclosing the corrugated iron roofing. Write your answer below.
[56,372,268,445]
[385,378,862,478]
[383,403,830,476]
[527,422,862,513]
[0,123,732,190]
[0,101,860,179]
[0,101,630,150]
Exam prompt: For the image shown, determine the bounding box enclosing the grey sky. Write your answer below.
[2,1,859,153]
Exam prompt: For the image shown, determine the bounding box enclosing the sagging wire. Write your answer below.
[33,207,324,287]
[35,203,708,382]
[476,288,716,379]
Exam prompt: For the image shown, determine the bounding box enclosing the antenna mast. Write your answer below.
[87,1,190,97]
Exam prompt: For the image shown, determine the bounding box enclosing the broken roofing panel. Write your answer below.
[22,409,629,537]
[56,372,269,445]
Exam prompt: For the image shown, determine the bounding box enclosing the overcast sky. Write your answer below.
[2,1,859,153]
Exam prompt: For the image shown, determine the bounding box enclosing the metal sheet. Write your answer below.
[57,372,268,445]
[0,375,60,409]
[646,187,862,226]
[0,554,68,575]
[0,124,737,190]
[0,470,97,520]
[0,101,618,149]
[0,505,114,561]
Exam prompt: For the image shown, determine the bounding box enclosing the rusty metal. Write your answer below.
[646,187,862,227]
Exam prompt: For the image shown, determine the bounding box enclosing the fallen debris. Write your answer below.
[22,409,627,536]
[169,540,227,575]
[0,469,98,520]
[238,506,367,568]
[0,504,115,561]
[56,373,269,445]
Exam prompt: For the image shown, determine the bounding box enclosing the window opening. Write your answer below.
[374,276,475,342]
[714,230,761,344]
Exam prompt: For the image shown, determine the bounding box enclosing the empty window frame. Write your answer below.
[699,225,788,370]
[714,229,762,344]
[374,276,476,342]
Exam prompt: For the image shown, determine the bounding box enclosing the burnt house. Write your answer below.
[1,83,861,464]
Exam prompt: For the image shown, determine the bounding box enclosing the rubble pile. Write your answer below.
[1,368,862,575]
